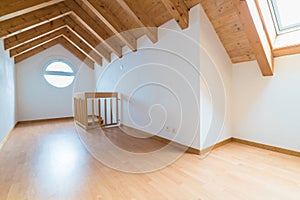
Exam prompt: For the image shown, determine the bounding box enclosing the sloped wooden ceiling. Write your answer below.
[200,0,256,63]
[200,0,274,76]
[0,0,200,69]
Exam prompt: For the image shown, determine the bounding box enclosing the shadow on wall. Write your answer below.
[200,46,226,153]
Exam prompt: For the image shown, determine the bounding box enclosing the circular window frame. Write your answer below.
[43,59,76,88]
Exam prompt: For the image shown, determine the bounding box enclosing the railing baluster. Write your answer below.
[84,99,88,127]
[91,99,95,126]
[74,93,118,129]
[110,98,113,124]
[79,99,82,123]
[104,98,107,125]
[98,99,101,125]
[116,96,119,124]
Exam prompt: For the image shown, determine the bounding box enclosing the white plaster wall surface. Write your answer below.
[0,40,16,142]
[16,44,94,121]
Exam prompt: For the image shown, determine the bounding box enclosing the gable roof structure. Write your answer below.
[0,0,200,69]
[3,0,298,77]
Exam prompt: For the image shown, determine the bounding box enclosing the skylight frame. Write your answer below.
[268,0,300,34]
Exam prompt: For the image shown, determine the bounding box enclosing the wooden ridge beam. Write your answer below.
[115,0,158,43]
[10,29,65,57]
[58,37,95,69]
[161,0,189,29]
[14,39,59,64]
[4,17,68,50]
[65,0,122,58]
[0,2,71,39]
[82,0,137,52]
[0,0,64,21]
[66,16,111,62]
[233,0,274,76]
[62,29,102,66]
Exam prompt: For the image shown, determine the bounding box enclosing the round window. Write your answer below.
[44,60,75,88]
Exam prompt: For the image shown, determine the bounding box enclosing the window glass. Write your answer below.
[269,0,300,34]
[44,60,75,88]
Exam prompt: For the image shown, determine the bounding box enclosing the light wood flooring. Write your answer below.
[0,119,300,200]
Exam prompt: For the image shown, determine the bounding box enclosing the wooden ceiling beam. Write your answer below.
[116,0,158,43]
[5,14,110,63]
[58,37,95,69]
[14,39,59,64]
[233,0,274,76]
[4,17,68,50]
[0,2,71,39]
[66,16,111,62]
[161,0,189,29]
[62,29,103,66]
[70,13,123,59]
[82,0,137,52]
[65,0,122,58]
[0,0,64,21]
[183,0,201,8]
[12,34,95,69]
[10,29,65,57]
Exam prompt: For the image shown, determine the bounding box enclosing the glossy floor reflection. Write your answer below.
[0,119,300,200]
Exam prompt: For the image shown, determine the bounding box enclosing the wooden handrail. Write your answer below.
[74,92,118,99]
[74,92,119,130]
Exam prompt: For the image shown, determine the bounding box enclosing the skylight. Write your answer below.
[268,0,300,34]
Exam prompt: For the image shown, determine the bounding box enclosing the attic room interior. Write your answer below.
[1,0,300,199]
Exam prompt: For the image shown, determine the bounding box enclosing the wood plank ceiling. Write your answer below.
[200,0,276,76]
[0,0,200,69]
[200,0,256,63]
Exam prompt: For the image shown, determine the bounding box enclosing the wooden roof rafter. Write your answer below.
[0,2,71,39]
[161,0,189,29]
[14,36,95,69]
[10,27,102,67]
[80,0,137,52]
[66,15,111,62]
[0,1,115,62]
[4,17,68,50]
[14,39,59,64]
[0,0,65,21]
[61,29,103,66]
[65,0,123,58]
[1,0,200,69]
[233,0,274,76]
[5,15,111,63]
[115,0,158,43]
[58,37,95,69]
[9,28,65,57]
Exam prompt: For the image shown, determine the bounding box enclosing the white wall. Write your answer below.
[95,6,201,149]
[199,6,233,149]
[94,5,233,150]
[0,40,16,142]
[16,44,95,121]
[232,55,300,152]
[8,3,300,153]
